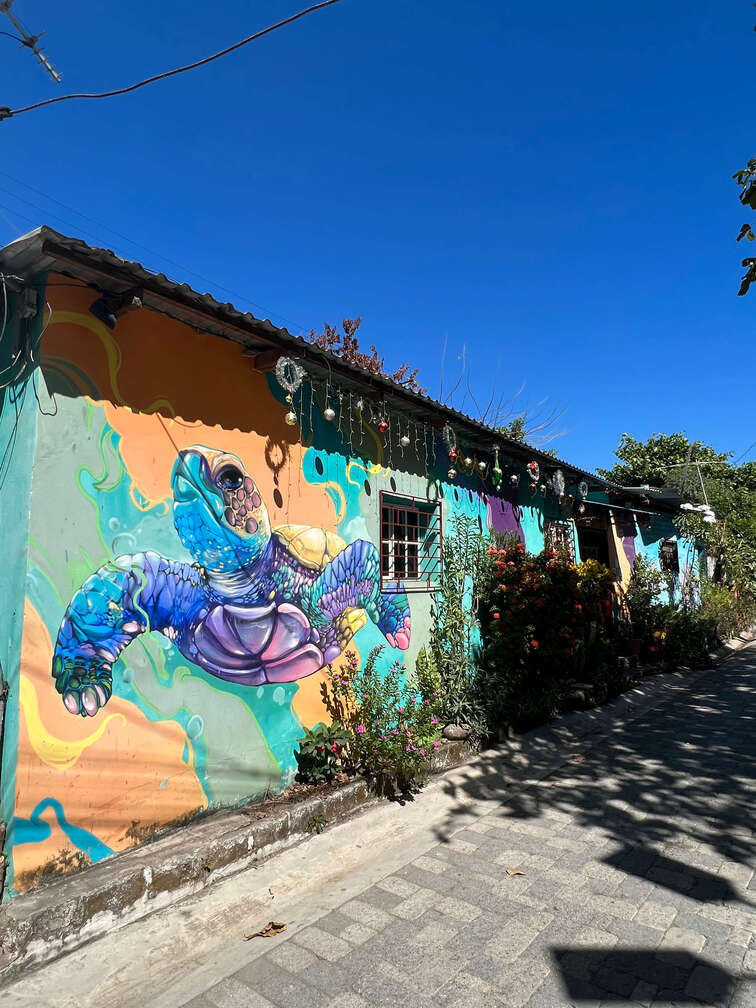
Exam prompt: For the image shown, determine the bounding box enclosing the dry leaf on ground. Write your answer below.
[506,868,525,877]
[244,921,288,940]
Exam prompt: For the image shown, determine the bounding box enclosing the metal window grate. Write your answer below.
[379,492,442,592]
[545,519,576,561]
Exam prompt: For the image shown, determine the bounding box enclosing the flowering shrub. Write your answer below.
[321,647,442,796]
[295,723,350,785]
[475,541,589,730]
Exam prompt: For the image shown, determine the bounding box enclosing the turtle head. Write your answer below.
[171,446,271,574]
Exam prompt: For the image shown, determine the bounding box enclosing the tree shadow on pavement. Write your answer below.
[434,652,756,883]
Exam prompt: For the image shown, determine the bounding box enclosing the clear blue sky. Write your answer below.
[0,0,753,472]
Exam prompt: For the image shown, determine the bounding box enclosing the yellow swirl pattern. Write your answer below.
[20,677,126,771]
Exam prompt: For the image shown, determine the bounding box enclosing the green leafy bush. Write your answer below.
[625,555,666,638]
[475,541,589,732]
[321,647,441,796]
[295,723,350,785]
[662,608,717,668]
[422,515,494,735]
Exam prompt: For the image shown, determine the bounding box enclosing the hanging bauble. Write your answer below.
[492,466,503,488]
[324,406,336,422]
[448,448,458,462]
[578,503,586,515]
[284,410,298,427]
[285,393,293,404]
[551,468,566,496]
[378,419,389,434]
[578,480,588,499]
[510,473,520,487]
[464,456,473,468]
[400,434,411,448]
[478,460,487,474]
[530,482,537,492]
[448,467,457,480]
[527,460,540,482]
[568,493,574,501]
[442,423,456,452]
[275,356,305,395]
[539,484,547,495]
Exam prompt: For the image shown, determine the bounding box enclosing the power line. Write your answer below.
[0,1,61,82]
[0,0,342,122]
[0,176,312,333]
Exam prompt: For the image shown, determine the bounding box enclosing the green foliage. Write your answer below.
[423,515,494,735]
[475,541,590,731]
[321,647,441,796]
[295,722,350,785]
[598,433,730,488]
[662,608,717,669]
[625,555,666,637]
[735,156,756,294]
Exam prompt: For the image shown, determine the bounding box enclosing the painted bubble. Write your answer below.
[186,715,204,740]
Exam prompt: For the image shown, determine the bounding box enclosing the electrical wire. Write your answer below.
[0,176,311,332]
[0,0,343,122]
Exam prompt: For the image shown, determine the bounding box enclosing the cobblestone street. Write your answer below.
[7,647,755,1008]
[190,648,756,1008]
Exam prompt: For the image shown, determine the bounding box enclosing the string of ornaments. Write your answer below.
[273,358,591,510]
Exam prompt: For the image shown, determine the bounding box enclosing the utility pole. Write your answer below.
[0,1,61,83]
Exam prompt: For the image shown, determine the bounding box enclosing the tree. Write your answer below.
[307,318,425,394]
[734,157,756,295]
[597,433,730,488]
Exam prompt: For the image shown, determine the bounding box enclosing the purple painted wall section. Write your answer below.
[488,497,525,541]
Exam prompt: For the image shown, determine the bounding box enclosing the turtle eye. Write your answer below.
[216,465,244,491]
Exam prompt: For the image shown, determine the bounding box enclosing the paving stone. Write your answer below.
[267,942,317,973]
[375,875,419,898]
[630,979,658,1006]
[294,925,351,961]
[204,979,276,1008]
[339,898,394,931]
[659,925,706,955]
[635,899,678,931]
[408,919,458,949]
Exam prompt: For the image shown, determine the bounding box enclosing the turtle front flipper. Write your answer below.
[53,552,202,717]
[306,539,411,658]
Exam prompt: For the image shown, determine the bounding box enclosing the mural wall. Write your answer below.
[0,276,694,898]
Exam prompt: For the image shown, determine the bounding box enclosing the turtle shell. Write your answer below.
[273,524,347,571]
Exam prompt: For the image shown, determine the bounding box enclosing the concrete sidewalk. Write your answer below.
[4,645,756,1007]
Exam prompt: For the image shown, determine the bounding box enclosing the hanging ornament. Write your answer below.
[539,484,547,495]
[551,469,566,496]
[464,456,473,468]
[527,460,540,483]
[510,473,520,487]
[492,446,502,488]
[448,447,458,463]
[274,357,305,397]
[324,405,336,422]
[400,434,411,449]
[578,503,586,515]
[578,480,589,499]
[448,467,457,480]
[568,493,574,501]
[478,460,487,474]
[284,410,298,427]
[530,482,537,492]
[378,418,389,434]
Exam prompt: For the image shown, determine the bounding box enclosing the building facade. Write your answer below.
[0,229,695,898]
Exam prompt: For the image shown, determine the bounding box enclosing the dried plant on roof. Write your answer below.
[307,317,426,394]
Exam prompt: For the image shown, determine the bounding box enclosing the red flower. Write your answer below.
[531,640,539,648]
[330,742,340,753]
[492,612,500,620]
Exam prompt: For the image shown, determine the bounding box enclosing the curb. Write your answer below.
[0,740,472,982]
[0,633,751,984]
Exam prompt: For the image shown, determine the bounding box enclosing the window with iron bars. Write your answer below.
[545,519,576,561]
[379,492,442,592]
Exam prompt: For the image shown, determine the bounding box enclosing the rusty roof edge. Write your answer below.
[1,226,674,506]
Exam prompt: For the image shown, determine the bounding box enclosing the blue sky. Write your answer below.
[0,0,752,472]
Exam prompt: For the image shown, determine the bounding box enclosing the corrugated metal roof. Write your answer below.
[0,226,667,505]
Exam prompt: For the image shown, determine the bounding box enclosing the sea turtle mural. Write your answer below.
[52,446,412,717]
